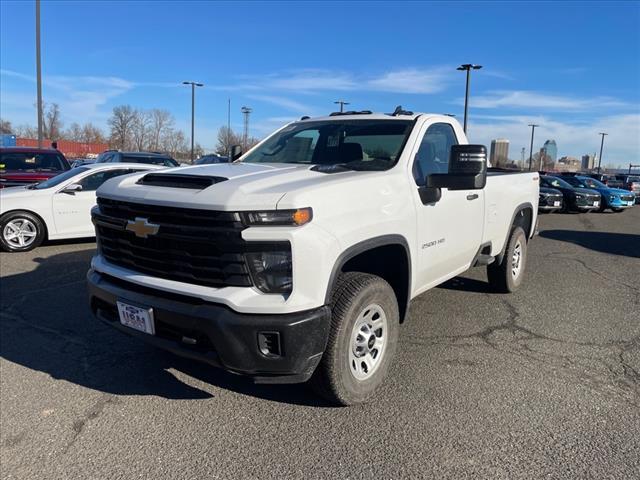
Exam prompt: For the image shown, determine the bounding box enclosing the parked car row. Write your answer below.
[538,173,638,214]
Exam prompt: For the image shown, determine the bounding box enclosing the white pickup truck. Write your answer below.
[88,110,539,405]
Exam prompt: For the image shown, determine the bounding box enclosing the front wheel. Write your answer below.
[611,208,625,213]
[487,226,528,293]
[310,272,399,405]
[0,211,46,252]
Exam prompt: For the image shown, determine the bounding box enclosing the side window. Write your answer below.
[412,123,458,186]
[77,169,131,191]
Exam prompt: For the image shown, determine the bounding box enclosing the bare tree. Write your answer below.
[65,122,83,142]
[0,119,12,134]
[132,109,152,151]
[108,105,136,150]
[161,128,187,158]
[43,103,63,140]
[215,126,243,155]
[82,123,106,144]
[149,109,173,151]
[14,124,38,138]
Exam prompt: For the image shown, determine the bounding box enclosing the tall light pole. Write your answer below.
[35,0,43,147]
[334,100,350,113]
[227,98,231,159]
[456,64,482,134]
[182,81,203,162]
[241,106,252,150]
[527,124,539,171]
[596,132,608,174]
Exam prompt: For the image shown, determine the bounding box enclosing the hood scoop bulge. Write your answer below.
[136,173,228,190]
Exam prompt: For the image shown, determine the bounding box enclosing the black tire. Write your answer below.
[611,208,624,213]
[487,226,527,293]
[309,272,399,406]
[0,211,46,252]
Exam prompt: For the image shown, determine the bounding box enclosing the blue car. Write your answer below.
[559,175,636,212]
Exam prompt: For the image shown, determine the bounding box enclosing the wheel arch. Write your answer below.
[324,234,412,323]
[496,203,534,264]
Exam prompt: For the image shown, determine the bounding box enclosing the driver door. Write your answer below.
[411,121,485,290]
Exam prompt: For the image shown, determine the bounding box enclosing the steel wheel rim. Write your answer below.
[511,240,522,279]
[349,303,387,381]
[3,219,37,248]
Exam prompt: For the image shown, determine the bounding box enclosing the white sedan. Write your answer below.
[0,163,162,252]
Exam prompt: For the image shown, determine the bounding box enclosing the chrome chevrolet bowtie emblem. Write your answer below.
[125,217,160,238]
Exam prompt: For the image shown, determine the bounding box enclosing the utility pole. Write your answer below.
[35,0,43,147]
[334,100,350,113]
[528,124,539,171]
[521,147,525,169]
[182,81,203,162]
[227,98,231,158]
[456,64,482,134]
[596,132,608,174]
[241,106,252,150]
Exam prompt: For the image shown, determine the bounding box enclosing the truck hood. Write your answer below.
[96,162,366,210]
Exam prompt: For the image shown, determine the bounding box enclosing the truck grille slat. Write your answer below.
[94,198,254,288]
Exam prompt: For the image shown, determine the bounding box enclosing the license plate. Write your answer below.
[117,301,155,335]
[553,201,561,207]
[593,201,600,207]
[628,201,634,206]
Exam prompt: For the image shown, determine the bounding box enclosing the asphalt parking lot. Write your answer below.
[1,208,639,479]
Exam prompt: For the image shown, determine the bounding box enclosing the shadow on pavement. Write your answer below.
[0,248,330,407]
[437,276,492,294]
[540,230,640,258]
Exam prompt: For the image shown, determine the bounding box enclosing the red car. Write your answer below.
[0,147,71,189]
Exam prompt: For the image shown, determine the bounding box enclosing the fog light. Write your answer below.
[258,332,282,357]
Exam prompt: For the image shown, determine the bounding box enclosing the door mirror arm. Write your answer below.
[60,183,83,195]
[418,186,441,205]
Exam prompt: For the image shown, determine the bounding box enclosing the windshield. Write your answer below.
[32,167,89,189]
[0,151,68,172]
[580,177,606,189]
[562,176,588,188]
[241,120,413,170]
[543,176,573,189]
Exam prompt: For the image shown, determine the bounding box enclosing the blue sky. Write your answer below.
[1,0,639,165]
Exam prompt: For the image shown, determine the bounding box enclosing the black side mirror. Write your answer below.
[426,144,487,190]
[230,145,243,161]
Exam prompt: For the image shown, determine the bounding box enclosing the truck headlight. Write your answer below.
[245,250,292,293]
[241,208,312,226]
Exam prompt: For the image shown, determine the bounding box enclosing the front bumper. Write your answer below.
[88,269,331,384]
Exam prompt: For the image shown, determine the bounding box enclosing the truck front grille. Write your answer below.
[93,198,253,288]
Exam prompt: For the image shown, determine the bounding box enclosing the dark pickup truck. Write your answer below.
[0,147,71,188]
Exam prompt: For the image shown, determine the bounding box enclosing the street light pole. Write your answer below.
[182,81,203,162]
[596,132,608,174]
[528,124,539,171]
[456,64,482,134]
[334,100,350,113]
[35,0,43,148]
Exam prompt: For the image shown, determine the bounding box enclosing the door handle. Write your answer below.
[466,194,479,201]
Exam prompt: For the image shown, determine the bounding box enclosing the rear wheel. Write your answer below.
[0,212,46,252]
[310,272,399,405]
[487,226,527,293]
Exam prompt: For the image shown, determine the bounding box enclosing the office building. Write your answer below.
[490,138,509,167]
